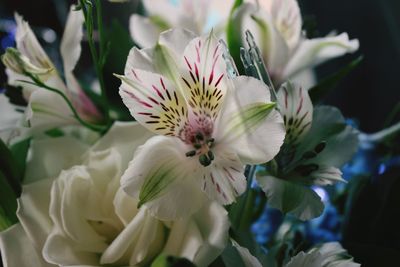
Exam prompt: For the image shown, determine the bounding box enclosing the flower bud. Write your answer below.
[1,47,53,77]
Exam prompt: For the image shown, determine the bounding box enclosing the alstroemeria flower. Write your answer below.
[232,0,359,85]
[3,6,102,136]
[118,29,285,219]
[257,82,359,220]
[130,0,234,48]
[0,122,229,267]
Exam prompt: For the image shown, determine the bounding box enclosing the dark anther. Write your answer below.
[196,132,204,141]
[186,150,196,157]
[295,163,319,176]
[194,143,201,149]
[199,154,212,167]
[314,141,326,153]
[207,138,215,143]
[207,150,214,161]
[288,117,294,125]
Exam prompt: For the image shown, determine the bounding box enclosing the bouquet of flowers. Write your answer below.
[1,0,399,266]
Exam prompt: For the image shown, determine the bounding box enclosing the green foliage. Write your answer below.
[227,0,244,74]
[309,56,363,103]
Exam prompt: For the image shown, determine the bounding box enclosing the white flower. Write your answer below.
[3,6,102,136]
[117,29,285,220]
[0,122,230,267]
[256,82,359,220]
[130,0,234,47]
[233,241,360,267]
[232,0,359,85]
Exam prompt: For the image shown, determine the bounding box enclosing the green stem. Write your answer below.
[79,0,110,124]
[237,165,257,231]
[23,74,106,132]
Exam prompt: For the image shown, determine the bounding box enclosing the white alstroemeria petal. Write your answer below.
[270,0,302,50]
[43,231,100,266]
[202,149,246,205]
[236,3,290,79]
[91,121,154,170]
[130,14,162,48]
[180,32,228,118]
[121,136,205,220]
[125,46,156,73]
[0,224,54,267]
[297,106,359,168]
[232,240,263,267]
[60,5,84,75]
[26,89,76,131]
[154,29,196,86]
[285,242,360,267]
[191,202,230,267]
[118,69,188,137]
[284,33,359,78]
[257,175,324,220]
[163,217,203,262]
[14,13,54,72]
[143,0,180,24]
[310,166,345,185]
[101,208,165,266]
[24,136,88,184]
[277,81,313,144]
[0,94,22,143]
[17,178,54,250]
[216,76,285,164]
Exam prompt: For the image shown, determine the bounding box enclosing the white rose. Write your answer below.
[0,122,229,267]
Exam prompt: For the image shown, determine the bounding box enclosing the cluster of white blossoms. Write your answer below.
[0,0,361,266]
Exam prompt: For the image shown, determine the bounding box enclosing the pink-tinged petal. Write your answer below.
[180,33,228,122]
[277,81,313,144]
[121,136,206,220]
[215,76,285,165]
[118,69,189,137]
[201,150,246,205]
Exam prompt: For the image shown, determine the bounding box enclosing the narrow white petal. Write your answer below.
[121,136,206,220]
[284,33,359,78]
[191,202,230,267]
[60,5,84,74]
[100,208,165,266]
[232,240,263,267]
[277,81,313,144]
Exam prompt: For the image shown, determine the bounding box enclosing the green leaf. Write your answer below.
[227,0,244,74]
[0,171,18,230]
[151,254,197,267]
[221,243,247,267]
[0,139,21,196]
[10,138,31,182]
[309,56,363,103]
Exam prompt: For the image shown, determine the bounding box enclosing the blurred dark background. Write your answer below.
[1,0,399,132]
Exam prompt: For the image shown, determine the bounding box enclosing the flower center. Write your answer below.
[181,116,215,167]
